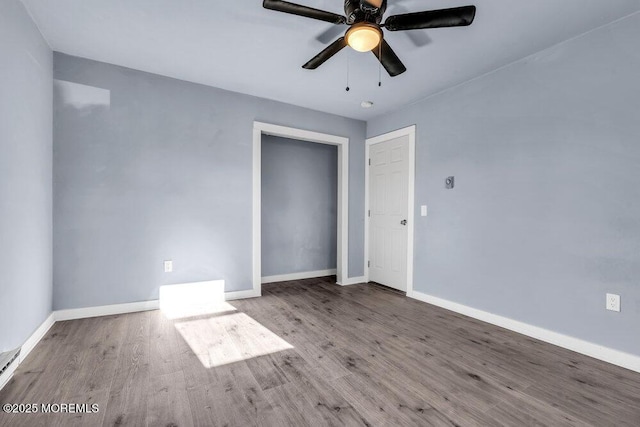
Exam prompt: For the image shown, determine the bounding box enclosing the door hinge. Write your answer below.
[367,260,370,268]
[368,210,370,217]
[368,158,371,166]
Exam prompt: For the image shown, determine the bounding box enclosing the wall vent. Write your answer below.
[0,348,21,376]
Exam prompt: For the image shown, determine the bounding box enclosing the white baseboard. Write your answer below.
[20,312,55,363]
[337,276,368,286]
[225,289,261,301]
[261,269,336,284]
[55,288,261,321]
[55,300,160,321]
[408,290,640,374]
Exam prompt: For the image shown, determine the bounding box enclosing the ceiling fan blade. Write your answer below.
[263,0,346,24]
[303,37,347,69]
[384,5,476,31]
[385,3,431,47]
[371,39,406,77]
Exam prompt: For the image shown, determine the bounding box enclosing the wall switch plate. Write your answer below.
[421,205,428,217]
[164,260,173,273]
[606,293,620,312]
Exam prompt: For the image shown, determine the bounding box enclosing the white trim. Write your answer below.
[337,276,368,286]
[53,288,262,321]
[408,290,640,374]
[262,269,337,284]
[52,288,262,323]
[20,312,55,363]
[225,289,261,301]
[253,126,263,301]
[55,300,160,321]
[364,141,370,282]
[254,122,348,146]
[253,121,350,295]
[364,125,416,293]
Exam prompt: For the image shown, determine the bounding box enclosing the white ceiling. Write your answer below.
[23,0,640,120]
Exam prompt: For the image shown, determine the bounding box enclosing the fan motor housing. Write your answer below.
[344,0,387,24]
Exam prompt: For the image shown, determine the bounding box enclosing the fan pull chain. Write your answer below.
[346,49,350,92]
[378,42,382,87]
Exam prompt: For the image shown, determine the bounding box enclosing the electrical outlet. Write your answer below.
[164,260,173,273]
[606,293,620,312]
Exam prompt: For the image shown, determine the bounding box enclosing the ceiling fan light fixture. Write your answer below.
[346,23,382,52]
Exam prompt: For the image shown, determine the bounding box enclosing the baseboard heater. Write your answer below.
[0,348,21,376]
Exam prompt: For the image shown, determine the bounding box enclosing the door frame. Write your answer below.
[364,125,416,293]
[252,121,349,297]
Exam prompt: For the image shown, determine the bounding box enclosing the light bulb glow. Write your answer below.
[346,23,382,52]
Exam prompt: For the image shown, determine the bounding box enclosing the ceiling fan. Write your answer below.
[263,0,476,77]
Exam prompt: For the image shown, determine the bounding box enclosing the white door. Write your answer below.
[368,135,409,291]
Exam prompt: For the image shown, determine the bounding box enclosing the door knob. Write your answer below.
[400,219,407,225]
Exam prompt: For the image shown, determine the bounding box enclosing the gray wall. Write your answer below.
[0,0,53,351]
[53,53,366,310]
[367,13,640,356]
[261,135,337,277]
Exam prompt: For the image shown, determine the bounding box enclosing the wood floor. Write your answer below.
[1,278,639,426]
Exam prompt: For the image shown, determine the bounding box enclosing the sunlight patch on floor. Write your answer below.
[175,312,293,368]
